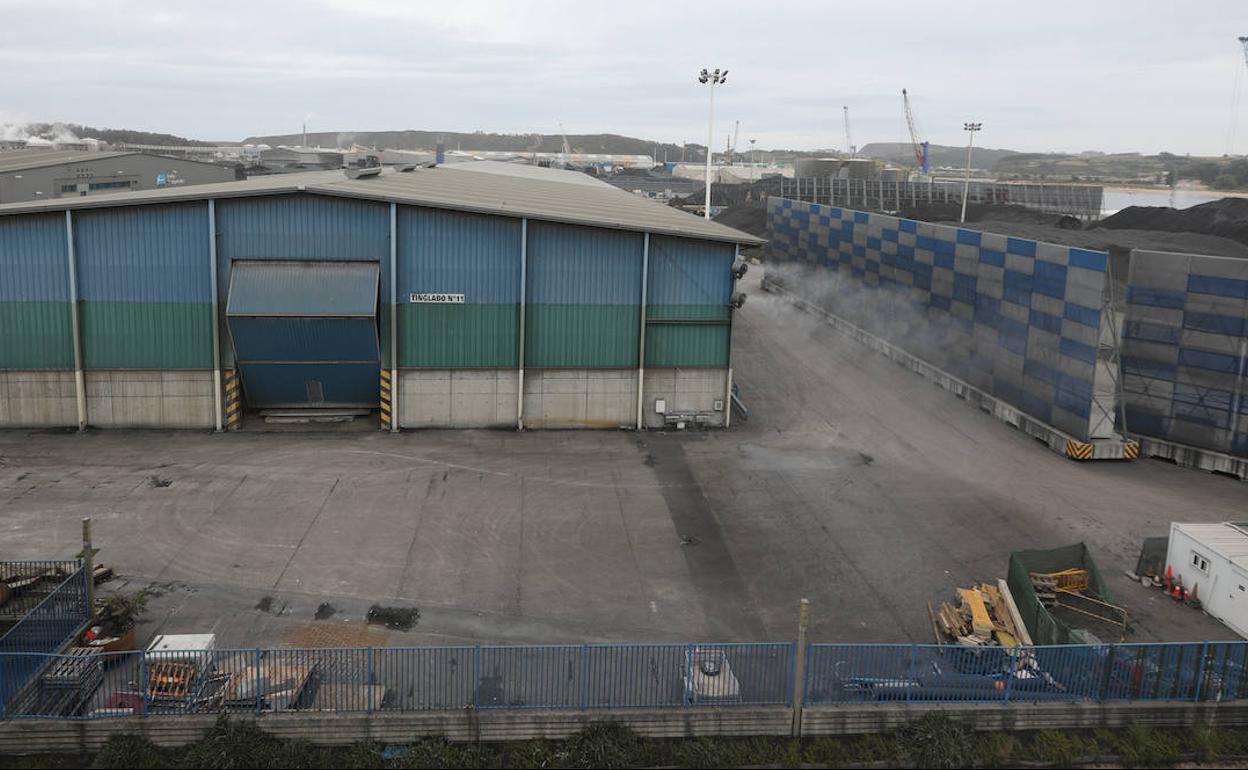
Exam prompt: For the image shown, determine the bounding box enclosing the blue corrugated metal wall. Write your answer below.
[645,234,734,368]
[397,206,521,367]
[74,202,213,368]
[0,213,72,369]
[525,221,644,368]
[3,191,738,394]
[216,194,390,369]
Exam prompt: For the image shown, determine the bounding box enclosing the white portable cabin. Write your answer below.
[1167,522,1248,639]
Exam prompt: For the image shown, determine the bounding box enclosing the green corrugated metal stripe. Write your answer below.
[645,324,730,368]
[0,302,73,368]
[400,304,518,368]
[525,305,639,368]
[82,302,213,368]
[645,303,731,322]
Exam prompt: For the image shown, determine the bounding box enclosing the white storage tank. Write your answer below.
[1167,522,1248,638]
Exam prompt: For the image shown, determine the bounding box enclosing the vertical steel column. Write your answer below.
[81,517,94,617]
[790,598,810,737]
[516,219,528,430]
[389,203,399,432]
[64,210,87,431]
[207,200,223,432]
[635,233,649,430]
[724,244,739,429]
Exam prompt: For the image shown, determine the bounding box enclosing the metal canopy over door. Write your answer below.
[226,260,381,408]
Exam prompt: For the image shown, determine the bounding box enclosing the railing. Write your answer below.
[804,642,1248,705]
[777,177,1105,220]
[3,639,1248,720]
[0,561,90,715]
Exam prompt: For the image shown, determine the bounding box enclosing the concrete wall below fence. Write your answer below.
[0,371,76,427]
[5,701,1248,755]
[397,368,728,429]
[0,370,215,429]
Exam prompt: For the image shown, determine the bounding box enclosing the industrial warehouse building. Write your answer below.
[0,150,238,203]
[0,163,762,431]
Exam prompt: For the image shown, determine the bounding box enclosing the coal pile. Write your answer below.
[713,202,767,238]
[1100,198,1248,248]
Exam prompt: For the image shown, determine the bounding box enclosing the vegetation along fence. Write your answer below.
[4,638,1248,720]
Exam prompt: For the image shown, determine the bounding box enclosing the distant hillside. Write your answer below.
[858,142,1022,170]
[22,122,214,146]
[243,130,704,161]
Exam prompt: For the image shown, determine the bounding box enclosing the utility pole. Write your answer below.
[960,122,982,223]
[699,68,728,219]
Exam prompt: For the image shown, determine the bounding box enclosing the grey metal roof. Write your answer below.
[0,150,136,172]
[226,261,379,316]
[0,163,764,246]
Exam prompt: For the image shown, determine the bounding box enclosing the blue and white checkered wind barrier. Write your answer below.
[765,197,1110,441]
[1123,251,1248,458]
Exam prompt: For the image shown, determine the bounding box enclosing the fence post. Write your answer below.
[684,643,693,708]
[81,518,95,615]
[1194,642,1210,702]
[790,598,810,737]
[1002,648,1015,704]
[0,655,5,721]
[472,645,480,709]
[1099,644,1116,702]
[140,649,148,718]
[366,647,374,713]
[578,643,589,710]
[907,644,917,703]
[254,648,262,714]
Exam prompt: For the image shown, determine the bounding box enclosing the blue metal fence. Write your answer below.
[0,561,90,715]
[3,639,1248,720]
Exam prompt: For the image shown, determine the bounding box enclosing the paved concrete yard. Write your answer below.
[1,271,1244,648]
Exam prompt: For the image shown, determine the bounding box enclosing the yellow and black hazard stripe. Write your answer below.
[1065,439,1093,460]
[223,370,242,430]
[379,370,393,430]
[1123,440,1140,459]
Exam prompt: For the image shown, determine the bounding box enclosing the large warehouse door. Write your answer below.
[226,261,380,409]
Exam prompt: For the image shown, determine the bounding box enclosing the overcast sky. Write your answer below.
[2,0,1247,155]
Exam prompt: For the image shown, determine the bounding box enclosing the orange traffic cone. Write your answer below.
[1164,565,1174,593]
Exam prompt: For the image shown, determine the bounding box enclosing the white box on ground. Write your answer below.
[1166,522,1248,639]
[146,633,216,670]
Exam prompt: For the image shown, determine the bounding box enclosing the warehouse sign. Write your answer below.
[409,292,465,304]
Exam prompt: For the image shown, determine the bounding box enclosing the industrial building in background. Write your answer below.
[0,151,238,203]
[0,162,761,431]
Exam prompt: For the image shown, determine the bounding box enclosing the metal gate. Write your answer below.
[226,261,380,409]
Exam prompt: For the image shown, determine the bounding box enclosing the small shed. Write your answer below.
[1167,522,1248,639]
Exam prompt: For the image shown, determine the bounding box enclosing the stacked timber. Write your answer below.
[928,580,1032,647]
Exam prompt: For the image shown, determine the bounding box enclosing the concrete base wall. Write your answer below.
[397,368,729,430]
[642,368,729,429]
[85,371,215,429]
[4,701,1248,754]
[0,370,215,429]
[0,371,77,427]
[397,369,519,428]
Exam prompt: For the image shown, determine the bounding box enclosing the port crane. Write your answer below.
[902,89,929,175]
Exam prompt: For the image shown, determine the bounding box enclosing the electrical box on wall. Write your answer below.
[655,400,667,414]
